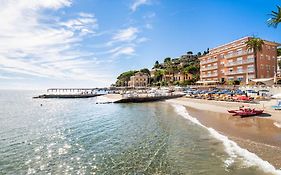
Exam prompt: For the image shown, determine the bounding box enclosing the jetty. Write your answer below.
[113,93,185,103]
[34,88,106,99]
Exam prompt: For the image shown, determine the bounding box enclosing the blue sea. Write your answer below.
[0,90,279,175]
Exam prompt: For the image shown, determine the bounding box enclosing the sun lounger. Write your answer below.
[272,101,281,110]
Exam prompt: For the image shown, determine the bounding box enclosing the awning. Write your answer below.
[250,78,274,82]
[250,78,274,86]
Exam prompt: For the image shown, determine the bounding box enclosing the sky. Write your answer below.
[0,0,280,89]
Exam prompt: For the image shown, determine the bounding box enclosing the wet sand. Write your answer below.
[168,97,281,169]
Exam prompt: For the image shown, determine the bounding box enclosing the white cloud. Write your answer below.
[60,13,98,35]
[131,0,150,12]
[136,37,149,43]
[112,47,135,57]
[112,27,139,42]
[0,0,110,85]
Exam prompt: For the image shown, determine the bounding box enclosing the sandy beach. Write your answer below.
[167,97,281,169]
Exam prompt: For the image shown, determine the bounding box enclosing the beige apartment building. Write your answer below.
[199,37,279,83]
[128,72,149,87]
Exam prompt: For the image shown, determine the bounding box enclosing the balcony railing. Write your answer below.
[225,59,254,67]
[201,65,218,71]
[200,58,218,65]
[224,50,253,59]
[225,69,255,75]
[201,73,218,78]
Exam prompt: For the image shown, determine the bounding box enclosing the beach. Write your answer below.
[168,97,281,169]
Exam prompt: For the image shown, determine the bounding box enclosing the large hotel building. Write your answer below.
[199,37,280,83]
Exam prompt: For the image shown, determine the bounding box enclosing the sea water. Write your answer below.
[0,90,279,175]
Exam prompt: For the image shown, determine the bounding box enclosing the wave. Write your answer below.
[274,122,281,129]
[171,103,281,175]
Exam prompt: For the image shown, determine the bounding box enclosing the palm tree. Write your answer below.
[245,37,264,78]
[268,6,281,28]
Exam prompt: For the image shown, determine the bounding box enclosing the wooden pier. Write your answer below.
[34,88,107,99]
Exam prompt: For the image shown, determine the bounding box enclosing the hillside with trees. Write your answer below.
[114,49,209,87]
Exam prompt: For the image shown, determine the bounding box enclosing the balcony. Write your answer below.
[225,69,255,75]
[201,65,218,71]
[200,58,218,65]
[225,59,254,67]
[201,73,218,78]
[224,50,253,59]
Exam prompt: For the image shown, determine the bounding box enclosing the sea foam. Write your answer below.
[171,103,281,175]
[274,122,281,129]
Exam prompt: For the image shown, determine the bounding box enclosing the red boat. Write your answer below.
[228,108,263,116]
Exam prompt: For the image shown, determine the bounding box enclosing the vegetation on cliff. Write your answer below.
[115,49,209,86]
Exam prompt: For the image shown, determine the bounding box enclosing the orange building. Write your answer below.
[128,72,149,87]
[199,37,280,83]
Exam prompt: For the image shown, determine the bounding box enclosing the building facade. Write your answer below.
[128,72,149,87]
[199,37,279,83]
[150,68,193,83]
[277,56,281,76]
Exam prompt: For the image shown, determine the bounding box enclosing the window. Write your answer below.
[237,76,243,81]
[261,64,264,69]
[237,66,243,72]
[248,65,254,72]
[237,48,242,55]
[228,77,234,80]
[247,56,254,62]
[237,57,243,61]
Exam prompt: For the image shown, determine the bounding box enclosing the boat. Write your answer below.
[228,107,263,116]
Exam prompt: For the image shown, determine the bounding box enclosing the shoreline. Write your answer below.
[167,97,281,169]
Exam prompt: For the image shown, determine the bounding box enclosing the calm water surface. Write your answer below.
[0,90,275,174]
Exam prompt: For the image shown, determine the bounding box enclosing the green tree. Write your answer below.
[140,68,150,76]
[153,61,160,68]
[166,61,178,82]
[154,69,165,82]
[268,6,281,28]
[184,65,199,75]
[164,57,171,63]
[187,51,193,55]
[277,48,281,56]
[278,60,281,70]
[116,70,137,86]
[245,37,264,78]
[197,52,202,57]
